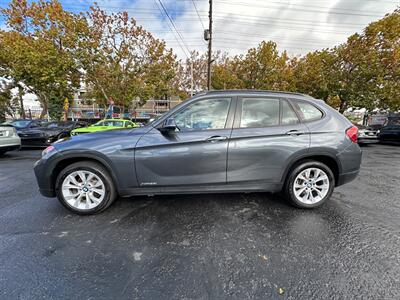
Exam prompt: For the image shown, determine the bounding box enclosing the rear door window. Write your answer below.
[240,98,280,128]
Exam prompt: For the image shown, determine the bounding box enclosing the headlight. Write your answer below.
[42,145,56,157]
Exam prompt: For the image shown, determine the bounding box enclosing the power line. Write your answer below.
[213,0,390,17]
[191,0,206,30]
[155,0,192,58]
[169,42,321,52]
[211,12,371,27]
[211,18,356,35]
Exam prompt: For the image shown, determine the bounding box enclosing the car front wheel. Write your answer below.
[285,161,335,208]
[55,161,117,215]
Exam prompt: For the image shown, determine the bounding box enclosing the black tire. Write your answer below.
[57,132,69,140]
[0,150,6,156]
[284,160,335,209]
[55,161,117,215]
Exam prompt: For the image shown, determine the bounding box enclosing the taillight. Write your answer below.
[346,126,358,143]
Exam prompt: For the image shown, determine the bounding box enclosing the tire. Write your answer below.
[57,132,69,140]
[284,160,335,208]
[55,161,117,215]
[0,150,6,156]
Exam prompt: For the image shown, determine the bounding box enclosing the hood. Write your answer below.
[19,127,63,137]
[53,125,152,152]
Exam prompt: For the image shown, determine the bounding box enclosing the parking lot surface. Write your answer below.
[0,144,399,299]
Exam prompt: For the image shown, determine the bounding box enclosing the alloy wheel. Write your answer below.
[293,167,330,204]
[61,170,106,210]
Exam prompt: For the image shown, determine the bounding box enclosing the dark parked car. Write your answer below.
[356,124,378,144]
[9,119,48,131]
[34,90,362,215]
[19,121,87,147]
[378,123,400,144]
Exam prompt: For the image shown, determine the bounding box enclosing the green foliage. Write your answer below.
[0,82,13,122]
[78,6,179,107]
[0,1,398,117]
[210,9,400,112]
[48,89,71,121]
[0,0,84,118]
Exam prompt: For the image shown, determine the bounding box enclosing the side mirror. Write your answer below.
[160,117,178,133]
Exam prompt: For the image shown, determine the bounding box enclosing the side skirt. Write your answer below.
[119,181,283,197]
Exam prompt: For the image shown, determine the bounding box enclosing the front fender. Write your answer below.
[34,148,136,198]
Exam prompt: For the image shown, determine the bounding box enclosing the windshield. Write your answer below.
[10,120,31,128]
[94,120,124,127]
[45,122,74,129]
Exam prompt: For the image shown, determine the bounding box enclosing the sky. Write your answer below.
[0,0,399,108]
[1,0,399,59]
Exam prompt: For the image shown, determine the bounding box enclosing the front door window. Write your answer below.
[173,98,231,131]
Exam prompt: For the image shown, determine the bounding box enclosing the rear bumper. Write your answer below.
[0,144,21,152]
[0,136,21,150]
[337,169,359,186]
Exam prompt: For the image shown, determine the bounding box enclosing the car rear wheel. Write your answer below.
[55,161,117,215]
[285,161,335,208]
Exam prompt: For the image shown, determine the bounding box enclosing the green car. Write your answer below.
[70,119,139,136]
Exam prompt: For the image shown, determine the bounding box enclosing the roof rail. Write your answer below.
[195,89,313,98]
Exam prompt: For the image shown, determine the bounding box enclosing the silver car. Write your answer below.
[0,125,21,155]
[34,90,362,215]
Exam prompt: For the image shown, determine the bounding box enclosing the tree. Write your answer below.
[292,50,335,101]
[360,9,400,110]
[0,81,15,122]
[236,41,294,90]
[175,51,208,96]
[78,6,179,108]
[0,0,85,118]
[210,41,295,91]
[212,55,244,90]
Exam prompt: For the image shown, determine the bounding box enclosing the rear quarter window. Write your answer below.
[294,101,323,122]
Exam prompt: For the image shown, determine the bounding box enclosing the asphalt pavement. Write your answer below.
[0,144,399,299]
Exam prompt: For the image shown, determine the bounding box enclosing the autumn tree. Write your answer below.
[0,81,15,122]
[211,41,295,91]
[359,8,400,111]
[79,6,179,108]
[176,51,208,96]
[212,55,244,90]
[0,0,85,119]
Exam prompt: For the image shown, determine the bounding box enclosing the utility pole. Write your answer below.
[206,0,212,90]
[190,61,194,96]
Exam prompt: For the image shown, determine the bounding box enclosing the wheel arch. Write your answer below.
[282,153,341,187]
[50,152,119,194]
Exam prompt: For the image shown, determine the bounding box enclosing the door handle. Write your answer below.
[205,135,228,142]
[285,130,306,136]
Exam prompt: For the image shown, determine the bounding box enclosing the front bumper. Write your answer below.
[20,136,56,147]
[33,152,62,198]
[358,136,378,144]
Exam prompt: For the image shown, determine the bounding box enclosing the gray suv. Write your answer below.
[34,90,362,215]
